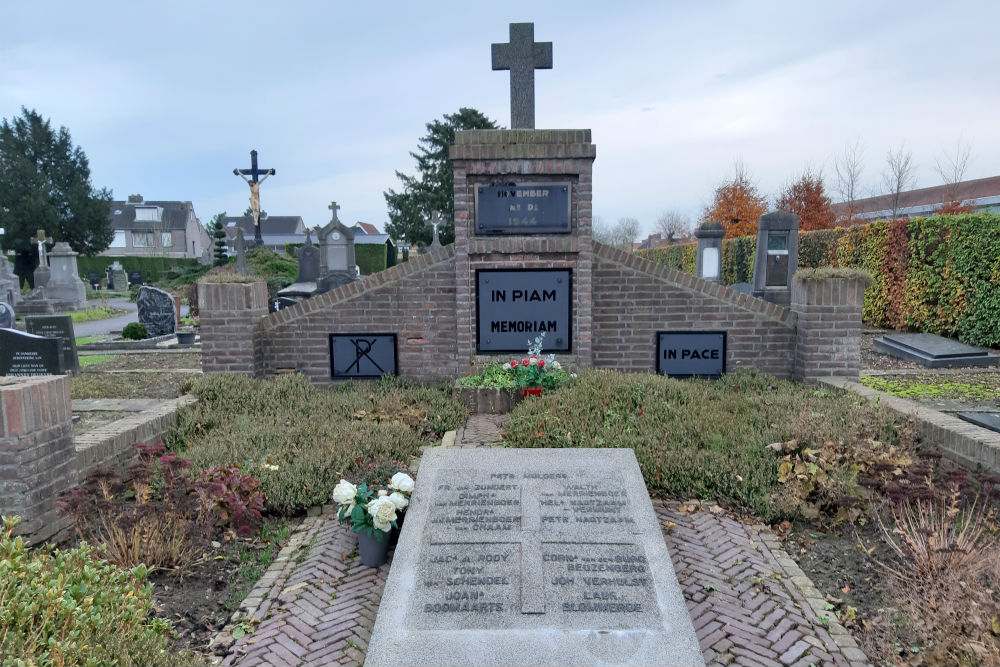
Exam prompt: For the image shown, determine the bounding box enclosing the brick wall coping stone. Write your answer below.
[261,245,456,330]
[821,378,1000,473]
[595,243,797,327]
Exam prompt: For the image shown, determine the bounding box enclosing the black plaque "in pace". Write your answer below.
[475,182,571,235]
[330,333,397,378]
[656,331,726,378]
[477,270,571,353]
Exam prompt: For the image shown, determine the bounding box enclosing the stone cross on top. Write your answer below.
[492,22,552,129]
[328,201,341,222]
[31,229,54,264]
[425,211,443,249]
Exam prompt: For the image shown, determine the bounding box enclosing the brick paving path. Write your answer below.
[214,415,870,667]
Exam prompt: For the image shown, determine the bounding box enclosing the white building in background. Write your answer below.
[102,194,210,259]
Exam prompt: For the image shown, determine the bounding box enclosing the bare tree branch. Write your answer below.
[935,138,972,203]
[834,139,864,223]
[881,145,917,220]
[655,210,692,243]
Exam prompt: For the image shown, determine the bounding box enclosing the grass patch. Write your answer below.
[69,306,128,323]
[502,370,911,521]
[224,518,295,611]
[75,335,103,345]
[169,374,466,515]
[860,374,1000,402]
[78,354,115,368]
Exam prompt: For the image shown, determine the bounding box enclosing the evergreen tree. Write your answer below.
[209,212,229,266]
[0,108,112,284]
[384,108,497,248]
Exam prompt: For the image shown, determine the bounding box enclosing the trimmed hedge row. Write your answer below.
[637,214,1000,347]
[76,255,202,284]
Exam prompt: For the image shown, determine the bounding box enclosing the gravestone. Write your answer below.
[317,201,359,293]
[86,271,101,289]
[0,254,19,305]
[30,229,53,288]
[873,333,999,368]
[957,412,1000,434]
[0,328,65,376]
[128,270,143,287]
[0,301,14,329]
[110,262,128,292]
[694,222,725,284]
[751,211,799,306]
[136,286,176,336]
[25,315,79,374]
[366,448,703,667]
[426,211,444,249]
[45,242,87,310]
[276,230,321,300]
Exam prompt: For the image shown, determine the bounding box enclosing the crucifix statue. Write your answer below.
[31,229,54,266]
[233,149,276,247]
[425,211,444,249]
[492,22,553,129]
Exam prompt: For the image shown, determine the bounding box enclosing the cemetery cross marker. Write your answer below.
[233,149,276,246]
[492,22,552,129]
[426,210,444,249]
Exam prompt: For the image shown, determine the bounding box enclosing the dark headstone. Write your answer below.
[136,286,176,336]
[296,231,320,283]
[957,412,1000,434]
[128,270,143,286]
[0,328,65,376]
[329,333,397,378]
[25,315,79,373]
[0,301,13,329]
[873,333,999,368]
[86,271,101,289]
[476,269,571,352]
[657,331,726,378]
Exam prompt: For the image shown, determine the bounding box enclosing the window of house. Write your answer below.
[161,232,173,248]
[135,207,160,222]
[132,231,154,248]
[110,231,127,248]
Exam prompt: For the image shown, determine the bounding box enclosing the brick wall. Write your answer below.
[0,376,74,543]
[593,245,797,376]
[791,277,866,384]
[199,282,269,377]
[258,247,458,384]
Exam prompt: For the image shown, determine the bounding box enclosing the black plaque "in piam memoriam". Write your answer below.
[475,182,571,235]
[477,269,571,353]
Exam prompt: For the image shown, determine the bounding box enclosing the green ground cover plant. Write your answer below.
[0,516,191,667]
[78,354,114,368]
[170,374,466,515]
[69,305,127,323]
[860,374,1000,402]
[122,322,147,340]
[224,519,294,611]
[502,370,911,521]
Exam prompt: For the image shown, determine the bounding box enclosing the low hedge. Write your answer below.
[170,374,466,515]
[76,255,202,285]
[502,370,910,521]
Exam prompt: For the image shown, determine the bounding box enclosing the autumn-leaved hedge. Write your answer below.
[637,214,1000,347]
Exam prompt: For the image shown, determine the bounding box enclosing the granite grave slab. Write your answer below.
[365,448,703,667]
[873,332,999,368]
[136,286,176,337]
[957,412,1000,434]
[0,328,65,376]
[25,315,79,373]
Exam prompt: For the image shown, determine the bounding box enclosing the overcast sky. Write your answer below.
[3,1,999,238]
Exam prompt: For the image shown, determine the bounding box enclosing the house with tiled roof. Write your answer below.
[222,214,307,251]
[832,175,1000,222]
[103,194,211,258]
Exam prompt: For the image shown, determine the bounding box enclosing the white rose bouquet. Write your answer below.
[332,480,400,542]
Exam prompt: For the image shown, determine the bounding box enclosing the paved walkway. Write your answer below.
[212,416,870,667]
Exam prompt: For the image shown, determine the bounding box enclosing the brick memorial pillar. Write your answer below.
[0,375,75,543]
[198,281,269,376]
[451,129,597,369]
[791,275,867,384]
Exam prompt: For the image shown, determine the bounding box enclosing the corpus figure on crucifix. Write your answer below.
[233,149,276,246]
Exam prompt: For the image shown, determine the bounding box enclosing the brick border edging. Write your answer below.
[211,512,325,661]
[821,377,1000,472]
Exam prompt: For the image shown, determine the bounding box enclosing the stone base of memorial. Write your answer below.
[452,385,522,414]
[365,448,704,667]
